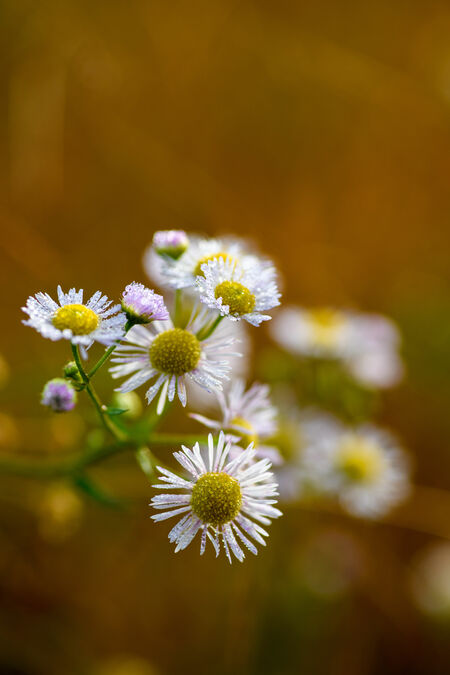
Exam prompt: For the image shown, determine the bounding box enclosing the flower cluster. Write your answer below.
[21,229,413,563]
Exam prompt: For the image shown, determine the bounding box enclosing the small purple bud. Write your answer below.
[41,379,77,413]
[121,282,169,324]
[152,230,188,259]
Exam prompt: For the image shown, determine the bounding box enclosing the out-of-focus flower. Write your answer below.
[23,286,126,347]
[110,308,240,413]
[274,408,341,501]
[410,543,450,619]
[38,483,84,543]
[41,378,77,412]
[159,235,256,290]
[153,229,189,259]
[270,306,403,389]
[302,421,410,518]
[151,432,282,562]
[121,282,169,324]
[271,307,353,358]
[190,379,281,464]
[111,391,143,419]
[197,258,281,326]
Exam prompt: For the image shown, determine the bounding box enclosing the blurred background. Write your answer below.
[1,0,450,673]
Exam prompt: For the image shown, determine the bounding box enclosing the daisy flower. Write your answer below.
[109,307,240,414]
[302,422,410,518]
[151,431,282,562]
[22,286,126,347]
[270,307,356,358]
[159,235,257,290]
[121,282,169,324]
[197,257,281,326]
[190,379,282,464]
[271,307,403,389]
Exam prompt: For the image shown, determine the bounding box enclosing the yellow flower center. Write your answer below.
[336,437,385,483]
[309,308,344,348]
[215,281,255,316]
[52,304,99,335]
[194,252,237,277]
[191,472,242,526]
[149,328,201,376]
[230,417,258,448]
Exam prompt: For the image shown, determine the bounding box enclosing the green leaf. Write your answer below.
[105,407,128,417]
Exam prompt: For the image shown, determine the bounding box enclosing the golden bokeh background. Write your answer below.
[1,1,450,673]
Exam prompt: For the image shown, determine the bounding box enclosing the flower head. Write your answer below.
[153,230,189,259]
[302,422,410,518]
[158,236,256,290]
[191,379,281,464]
[121,282,169,324]
[197,258,280,326]
[271,307,403,389]
[41,378,77,412]
[151,432,282,562]
[22,286,126,347]
[110,307,240,414]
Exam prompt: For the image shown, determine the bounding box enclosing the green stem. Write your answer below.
[88,321,133,378]
[173,289,183,327]
[0,434,211,479]
[197,314,224,340]
[71,344,125,441]
[0,441,132,478]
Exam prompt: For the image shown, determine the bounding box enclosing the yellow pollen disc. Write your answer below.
[336,437,385,483]
[52,304,99,335]
[230,417,258,448]
[149,328,201,376]
[309,308,344,348]
[215,281,255,316]
[191,472,242,527]
[194,252,237,277]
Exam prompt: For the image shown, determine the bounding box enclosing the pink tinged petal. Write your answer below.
[151,494,191,507]
[208,434,215,472]
[173,451,199,478]
[174,518,202,552]
[177,377,187,407]
[236,515,268,546]
[192,442,207,474]
[189,413,220,430]
[151,506,192,521]
[145,375,166,405]
[182,444,206,475]
[200,527,207,555]
[232,523,258,556]
[167,375,177,402]
[116,367,155,393]
[207,530,220,557]
[221,529,233,564]
[154,467,192,488]
[168,514,192,542]
[157,378,169,415]
[223,523,245,562]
